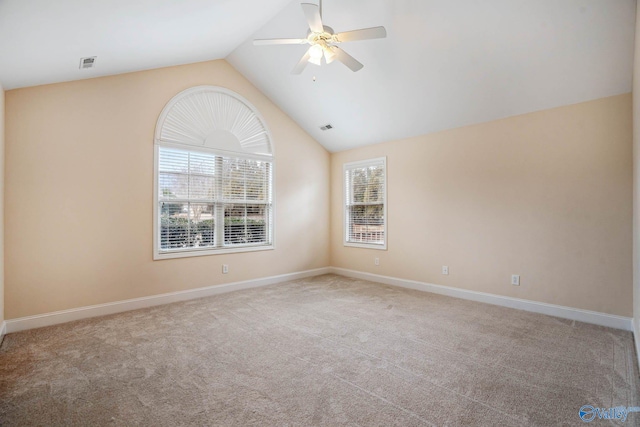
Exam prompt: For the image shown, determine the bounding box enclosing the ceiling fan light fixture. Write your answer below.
[322,46,336,64]
[324,47,336,64]
[254,1,387,74]
[309,44,324,59]
[308,44,324,66]
[308,55,322,66]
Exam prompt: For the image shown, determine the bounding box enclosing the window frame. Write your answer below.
[153,86,275,261]
[343,157,387,250]
[154,142,275,260]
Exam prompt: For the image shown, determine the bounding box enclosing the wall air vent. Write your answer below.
[320,124,333,131]
[79,56,97,70]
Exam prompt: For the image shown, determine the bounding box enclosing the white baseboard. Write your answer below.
[634,319,640,372]
[4,266,633,335]
[0,321,6,344]
[5,267,331,334]
[330,267,634,331]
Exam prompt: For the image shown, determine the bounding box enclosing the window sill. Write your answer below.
[344,242,387,251]
[154,244,274,260]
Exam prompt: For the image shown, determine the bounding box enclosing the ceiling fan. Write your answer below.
[253,0,387,74]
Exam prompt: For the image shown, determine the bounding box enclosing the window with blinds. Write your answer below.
[154,86,275,259]
[344,157,387,249]
[158,146,273,254]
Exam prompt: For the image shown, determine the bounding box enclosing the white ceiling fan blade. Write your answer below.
[335,26,387,43]
[253,38,307,46]
[301,3,324,33]
[333,47,364,72]
[292,48,312,74]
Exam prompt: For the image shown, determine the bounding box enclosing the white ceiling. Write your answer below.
[229,0,636,152]
[0,0,636,152]
[0,0,291,90]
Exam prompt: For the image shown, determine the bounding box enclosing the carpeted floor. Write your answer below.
[1,274,639,426]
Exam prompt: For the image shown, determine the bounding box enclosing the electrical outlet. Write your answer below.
[374,257,380,266]
[511,275,520,286]
[442,266,449,275]
[222,264,229,274]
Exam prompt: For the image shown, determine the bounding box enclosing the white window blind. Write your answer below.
[344,157,387,249]
[154,86,275,260]
[158,146,273,254]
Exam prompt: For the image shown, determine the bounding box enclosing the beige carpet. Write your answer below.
[1,274,639,426]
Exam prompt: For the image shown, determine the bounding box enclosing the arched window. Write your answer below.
[153,86,274,259]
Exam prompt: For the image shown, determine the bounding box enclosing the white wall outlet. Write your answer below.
[222,264,229,274]
[374,257,380,266]
[442,266,449,275]
[511,274,520,286]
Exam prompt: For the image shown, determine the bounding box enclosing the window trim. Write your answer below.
[153,86,275,260]
[343,157,387,250]
[153,144,275,260]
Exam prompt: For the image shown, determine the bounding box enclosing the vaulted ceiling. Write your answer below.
[0,0,291,89]
[0,0,636,152]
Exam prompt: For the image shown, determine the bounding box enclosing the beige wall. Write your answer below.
[633,4,640,334]
[3,59,633,321]
[331,94,633,317]
[0,83,4,325]
[5,60,330,319]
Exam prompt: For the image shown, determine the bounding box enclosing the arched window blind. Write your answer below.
[154,86,274,260]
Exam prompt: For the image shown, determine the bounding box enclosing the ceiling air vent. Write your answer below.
[79,56,97,70]
[320,124,333,131]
